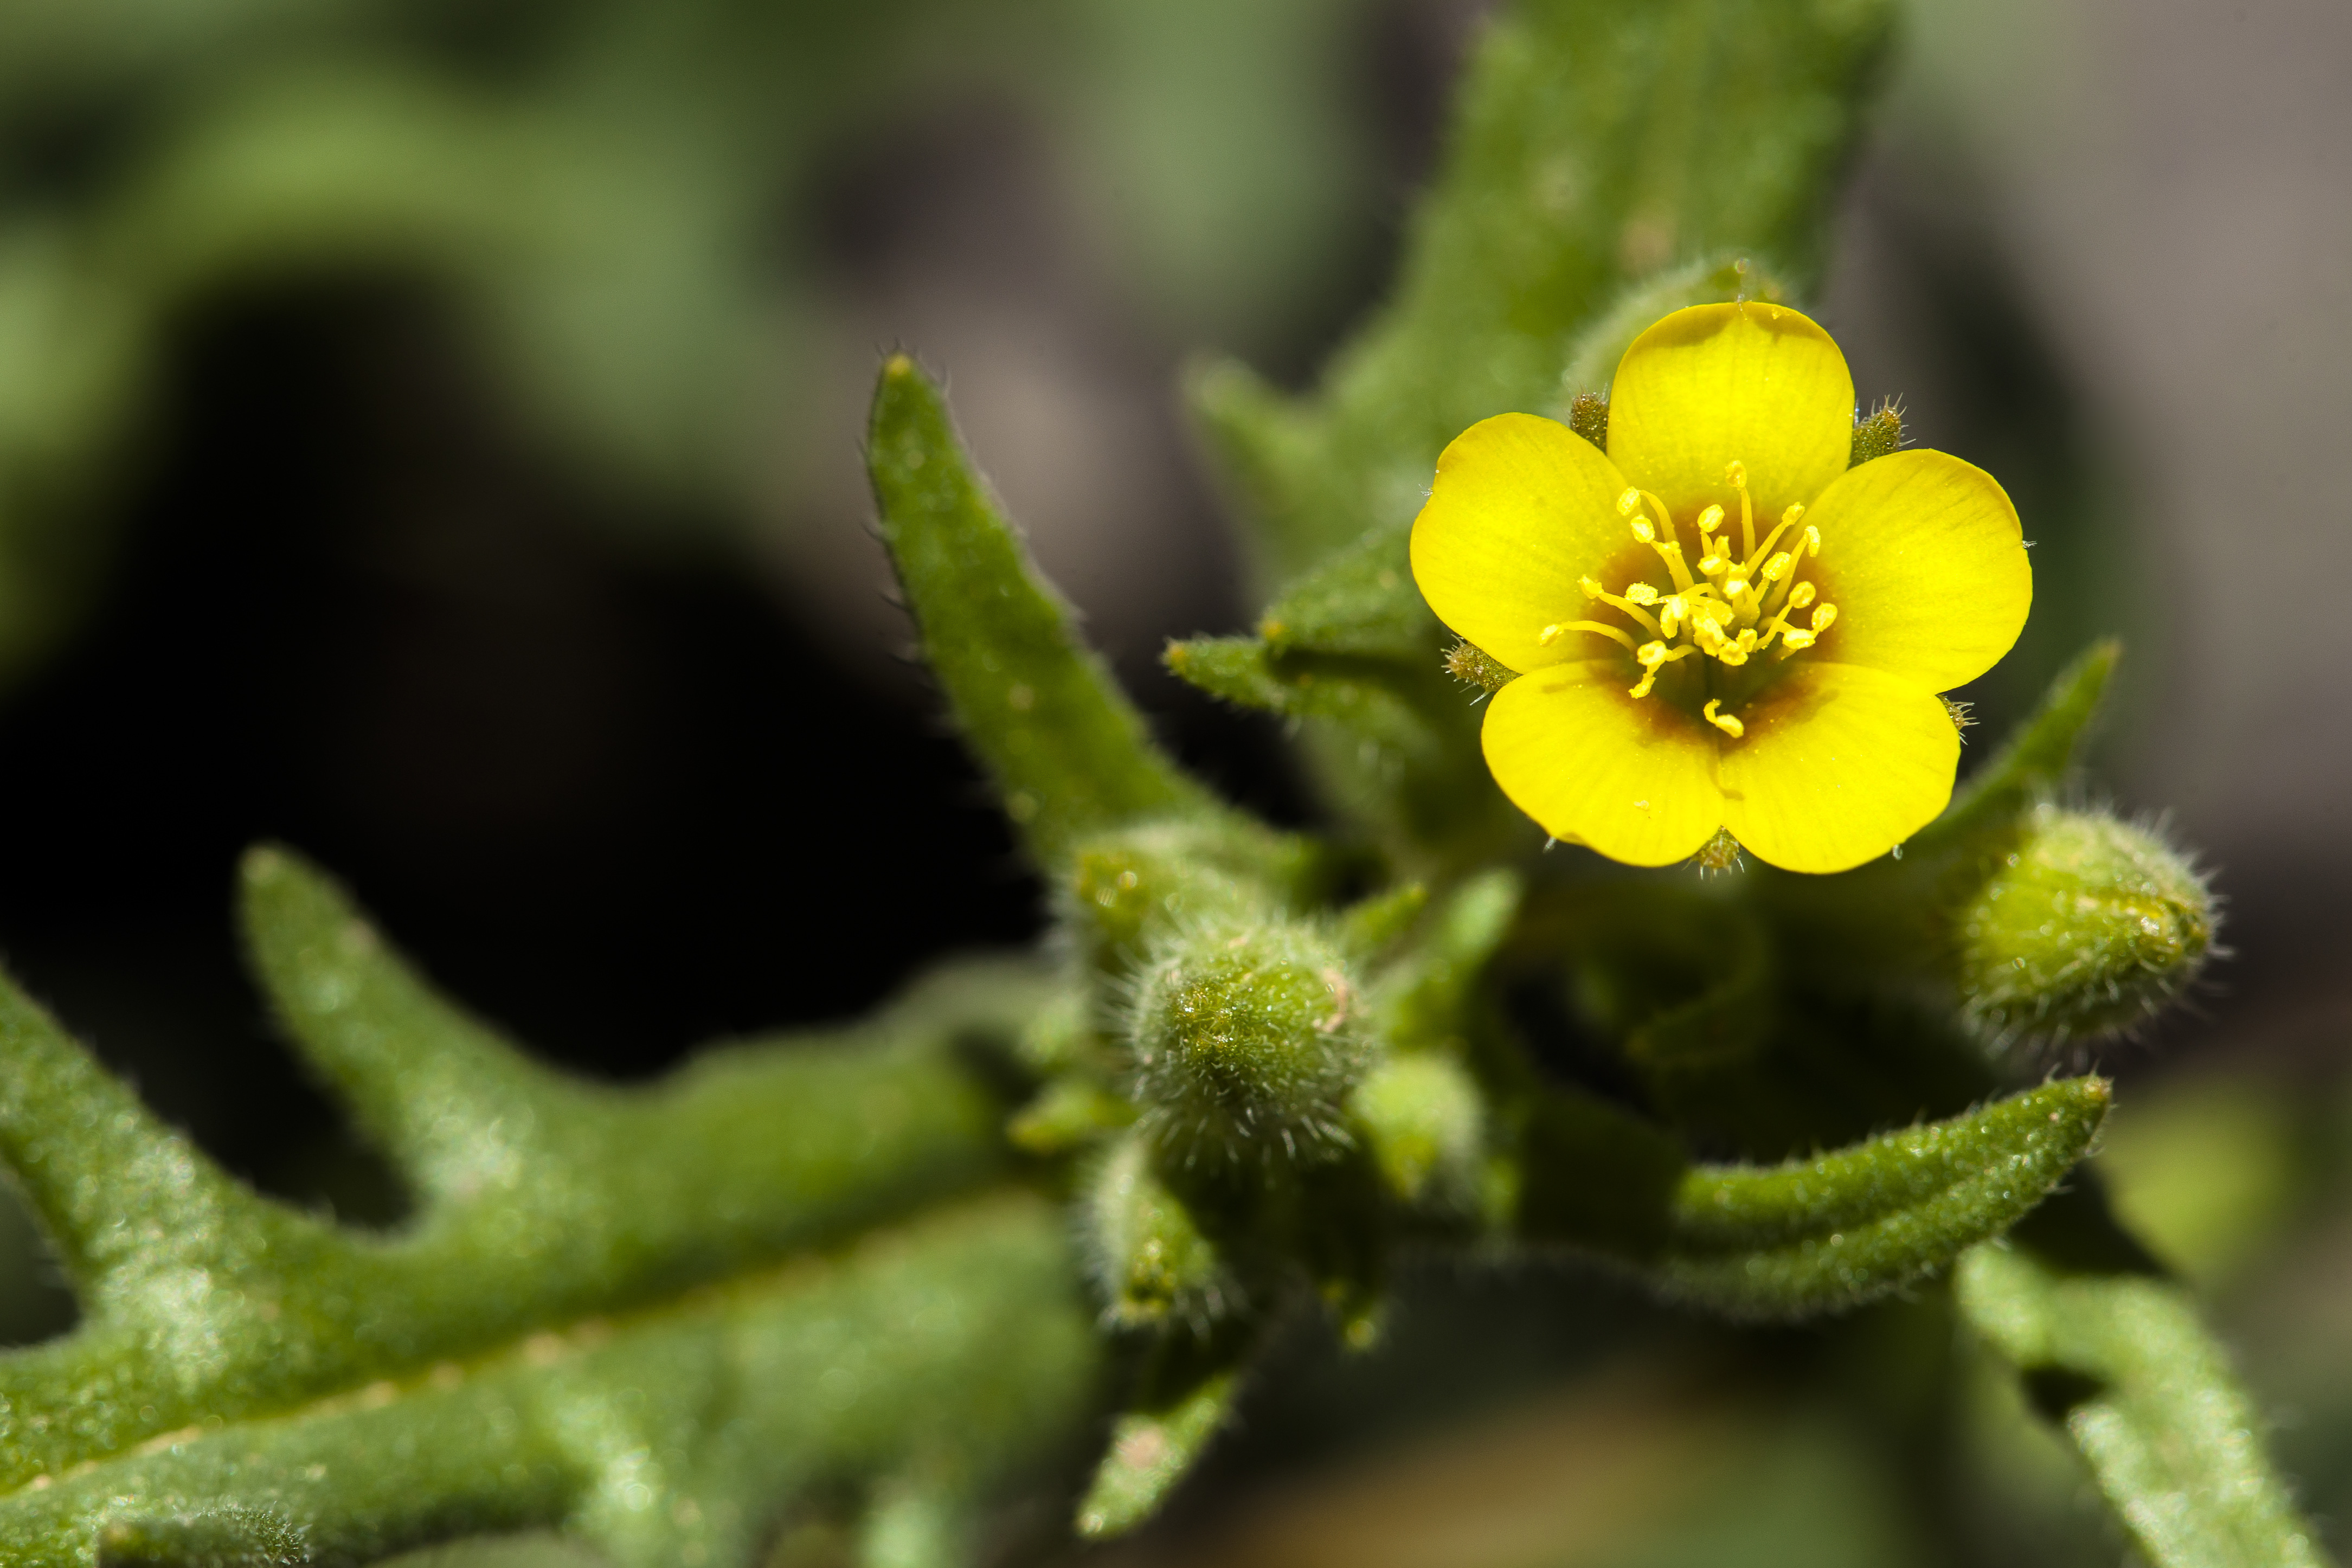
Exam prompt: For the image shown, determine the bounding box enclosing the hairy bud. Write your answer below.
[1955,806,2215,1045]
[1082,1134,1239,1331]
[1128,917,1368,1167]
[1443,639,1515,694]
[1850,399,1905,466]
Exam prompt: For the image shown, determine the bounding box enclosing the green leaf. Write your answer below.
[1074,1367,1238,1541]
[1957,1243,2331,1568]
[1193,0,1897,580]
[1254,517,1426,660]
[866,356,1219,864]
[0,847,1096,1566]
[1162,635,1440,751]
[1516,1077,2112,1319]
[1920,638,2119,851]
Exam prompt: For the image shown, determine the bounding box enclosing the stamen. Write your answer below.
[1725,460,1756,558]
[1703,698,1745,739]
[1617,489,1642,516]
[1648,537,1695,592]
[1625,640,1692,699]
[1622,583,1660,606]
[1788,580,1817,609]
[1744,505,1805,574]
[1760,552,1792,582]
[1637,489,1679,543]
[1810,603,1837,633]
[1538,619,1639,652]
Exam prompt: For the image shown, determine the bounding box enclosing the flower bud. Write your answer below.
[1348,1053,1485,1209]
[1955,806,2215,1044]
[1082,1133,1239,1331]
[1128,917,1368,1167]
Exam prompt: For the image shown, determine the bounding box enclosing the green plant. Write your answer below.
[0,1,2322,1565]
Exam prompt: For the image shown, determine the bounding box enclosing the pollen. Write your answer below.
[1541,454,1838,741]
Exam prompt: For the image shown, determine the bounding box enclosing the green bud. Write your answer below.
[1081,1133,1240,1331]
[1566,390,1608,449]
[1349,1053,1485,1209]
[1850,398,1904,466]
[1955,806,2215,1044]
[1128,917,1368,1167]
[1442,638,1514,693]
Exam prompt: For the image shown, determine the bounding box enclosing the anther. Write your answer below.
[1761,552,1792,581]
[1630,518,1656,544]
[1617,489,1642,516]
[1636,641,1669,669]
[1724,461,1747,488]
[1803,525,1821,557]
[1579,575,1605,597]
[1704,698,1745,739]
[1695,504,1725,536]
[1788,581,1817,609]
[1781,503,1805,526]
[1623,583,1660,606]
[1810,603,1838,632]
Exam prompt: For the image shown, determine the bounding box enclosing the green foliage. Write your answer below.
[1958,1243,2328,1568]
[1508,1076,2111,1318]
[0,0,1396,691]
[869,356,1221,863]
[0,1,2319,1564]
[0,848,1096,1566]
[1191,0,1894,582]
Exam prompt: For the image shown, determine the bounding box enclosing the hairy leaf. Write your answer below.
[1518,1077,2112,1318]
[867,355,1219,864]
[0,847,1095,1566]
[1193,0,1897,582]
[1957,1243,2331,1568]
[1922,638,2119,851]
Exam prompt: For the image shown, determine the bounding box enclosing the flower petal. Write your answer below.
[1800,449,2030,691]
[1410,413,1633,673]
[1482,662,1723,866]
[1606,303,1854,526]
[1719,662,1960,874]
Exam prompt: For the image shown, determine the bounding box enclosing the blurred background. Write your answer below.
[0,0,2343,1564]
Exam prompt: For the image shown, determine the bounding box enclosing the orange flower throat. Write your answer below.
[1533,460,1839,739]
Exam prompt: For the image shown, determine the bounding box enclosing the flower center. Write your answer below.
[1534,459,1838,741]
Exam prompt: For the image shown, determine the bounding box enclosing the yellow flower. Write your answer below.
[1410,301,2029,873]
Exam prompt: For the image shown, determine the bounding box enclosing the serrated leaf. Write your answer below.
[1516,1077,2111,1319]
[1956,1242,2330,1568]
[866,355,1219,864]
[0,849,1094,1567]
